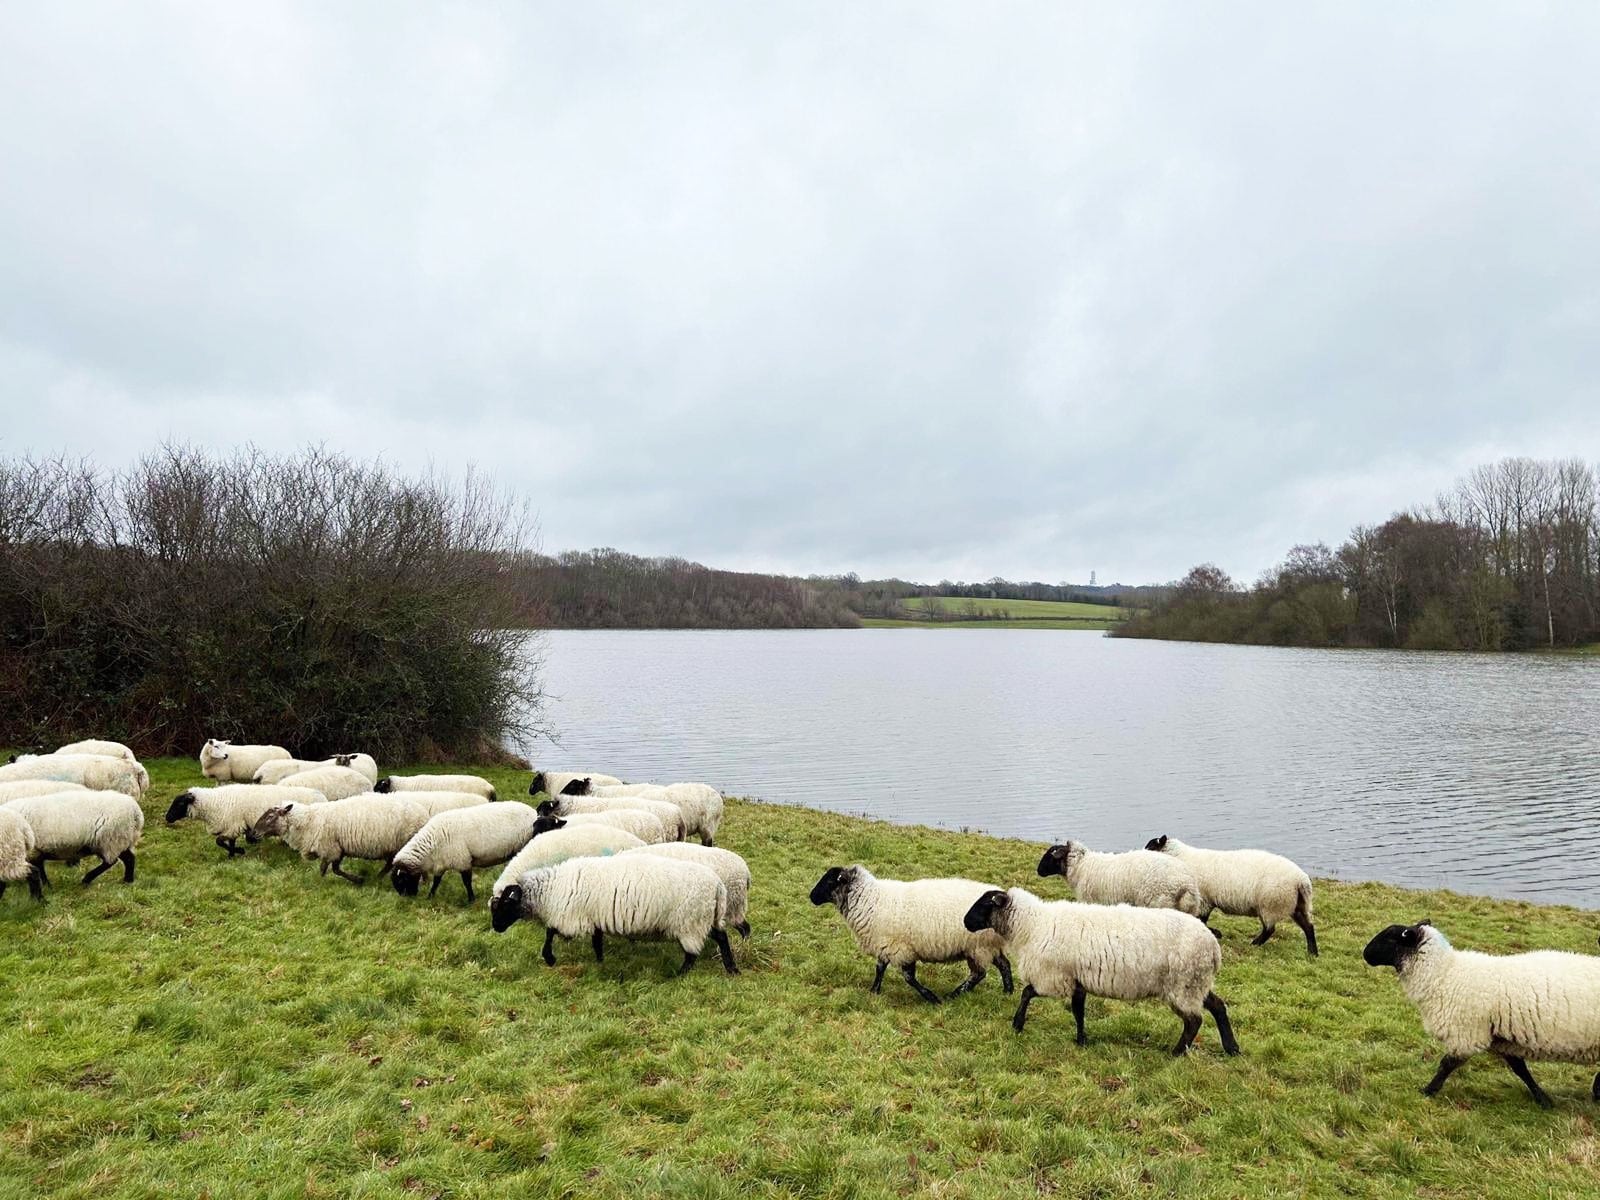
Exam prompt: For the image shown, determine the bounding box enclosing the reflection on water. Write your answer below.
[525,630,1600,907]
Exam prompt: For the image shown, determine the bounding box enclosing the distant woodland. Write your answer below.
[509,549,1146,630]
[1118,457,1600,651]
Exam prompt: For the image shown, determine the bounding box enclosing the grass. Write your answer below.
[865,597,1132,630]
[5,758,1600,1198]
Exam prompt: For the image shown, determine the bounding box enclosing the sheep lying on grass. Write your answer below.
[275,765,372,802]
[810,865,1013,1003]
[0,754,147,800]
[375,774,496,801]
[56,739,137,763]
[1364,921,1600,1108]
[200,740,291,783]
[251,759,325,785]
[964,888,1239,1057]
[1144,835,1316,954]
[0,790,145,887]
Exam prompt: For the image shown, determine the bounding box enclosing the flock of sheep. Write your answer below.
[4,738,1600,1109]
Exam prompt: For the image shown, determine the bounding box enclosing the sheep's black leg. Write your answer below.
[429,875,442,898]
[1593,1073,1600,1102]
[1204,992,1240,1055]
[120,850,135,882]
[711,928,739,974]
[1293,910,1319,957]
[26,866,43,901]
[1200,910,1222,940]
[947,957,986,998]
[1071,982,1088,1046]
[699,835,714,847]
[1503,1055,1554,1109]
[678,950,699,975]
[736,919,751,938]
[1012,983,1038,1033]
[541,928,558,967]
[215,836,241,857]
[1423,1055,1466,1097]
[1173,1011,1203,1056]
[0,881,5,900]
[870,960,888,993]
[33,858,50,888]
[331,857,365,885]
[592,931,605,962]
[995,954,1014,994]
[81,857,114,886]
[377,857,395,878]
[319,860,330,877]
[461,871,475,903]
[1251,922,1276,946]
[901,964,941,1004]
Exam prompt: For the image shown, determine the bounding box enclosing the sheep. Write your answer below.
[809,865,1013,1003]
[1364,921,1600,1108]
[0,754,146,800]
[1037,841,1206,919]
[527,771,623,799]
[590,782,724,846]
[964,888,1239,1056]
[251,759,326,785]
[165,784,329,857]
[253,794,428,885]
[55,739,137,763]
[0,780,90,802]
[390,801,541,902]
[1143,835,1317,955]
[549,808,672,844]
[324,752,379,784]
[490,852,738,975]
[403,790,493,818]
[274,765,373,802]
[535,793,686,840]
[375,773,496,801]
[200,739,292,783]
[0,790,145,887]
[0,807,41,901]
[625,842,752,938]
[489,818,646,902]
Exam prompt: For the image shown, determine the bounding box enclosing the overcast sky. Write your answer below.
[3,4,1598,584]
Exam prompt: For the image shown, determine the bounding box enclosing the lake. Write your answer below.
[527,630,1600,908]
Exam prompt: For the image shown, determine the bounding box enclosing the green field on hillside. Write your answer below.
[862,595,1131,630]
[4,759,1599,1198]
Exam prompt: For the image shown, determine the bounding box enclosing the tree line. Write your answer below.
[0,446,544,759]
[1117,457,1600,651]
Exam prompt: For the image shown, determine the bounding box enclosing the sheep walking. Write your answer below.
[1,790,145,887]
[810,865,1013,1003]
[254,795,428,885]
[390,801,541,901]
[165,784,329,856]
[0,807,42,901]
[489,818,646,902]
[491,853,738,975]
[1364,921,1600,1108]
[964,888,1239,1057]
[625,842,753,937]
[545,808,670,844]
[536,793,687,840]
[200,739,292,783]
[590,782,723,845]
[527,771,623,799]
[1144,835,1317,954]
[1038,841,1206,918]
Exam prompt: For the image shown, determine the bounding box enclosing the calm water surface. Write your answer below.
[526,630,1600,907]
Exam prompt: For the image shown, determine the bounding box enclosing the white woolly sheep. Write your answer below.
[375,773,496,801]
[0,789,145,887]
[403,790,493,818]
[0,753,146,800]
[165,784,330,856]
[527,770,623,799]
[809,865,1013,1003]
[1144,835,1317,954]
[275,765,372,802]
[1364,921,1600,1108]
[200,739,292,783]
[56,739,137,763]
[251,759,325,785]
[1038,842,1206,918]
[490,852,738,975]
[535,793,686,840]
[253,794,428,885]
[538,807,670,845]
[964,888,1239,1057]
[489,818,646,901]
[324,752,378,784]
[0,780,90,802]
[625,842,752,938]
[0,807,41,901]
[390,801,541,902]
[590,782,724,846]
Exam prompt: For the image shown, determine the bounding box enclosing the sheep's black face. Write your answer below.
[1363,922,1428,969]
[530,815,567,837]
[391,867,422,897]
[964,889,1009,933]
[535,799,559,817]
[528,772,546,796]
[374,777,393,793]
[560,777,591,795]
[809,867,849,906]
[1037,844,1071,878]
[164,792,195,823]
[490,887,523,932]
[1144,835,1169,852]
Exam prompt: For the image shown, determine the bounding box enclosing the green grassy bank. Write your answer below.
[4,759,1599,1199]
[863,596,1133,631]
